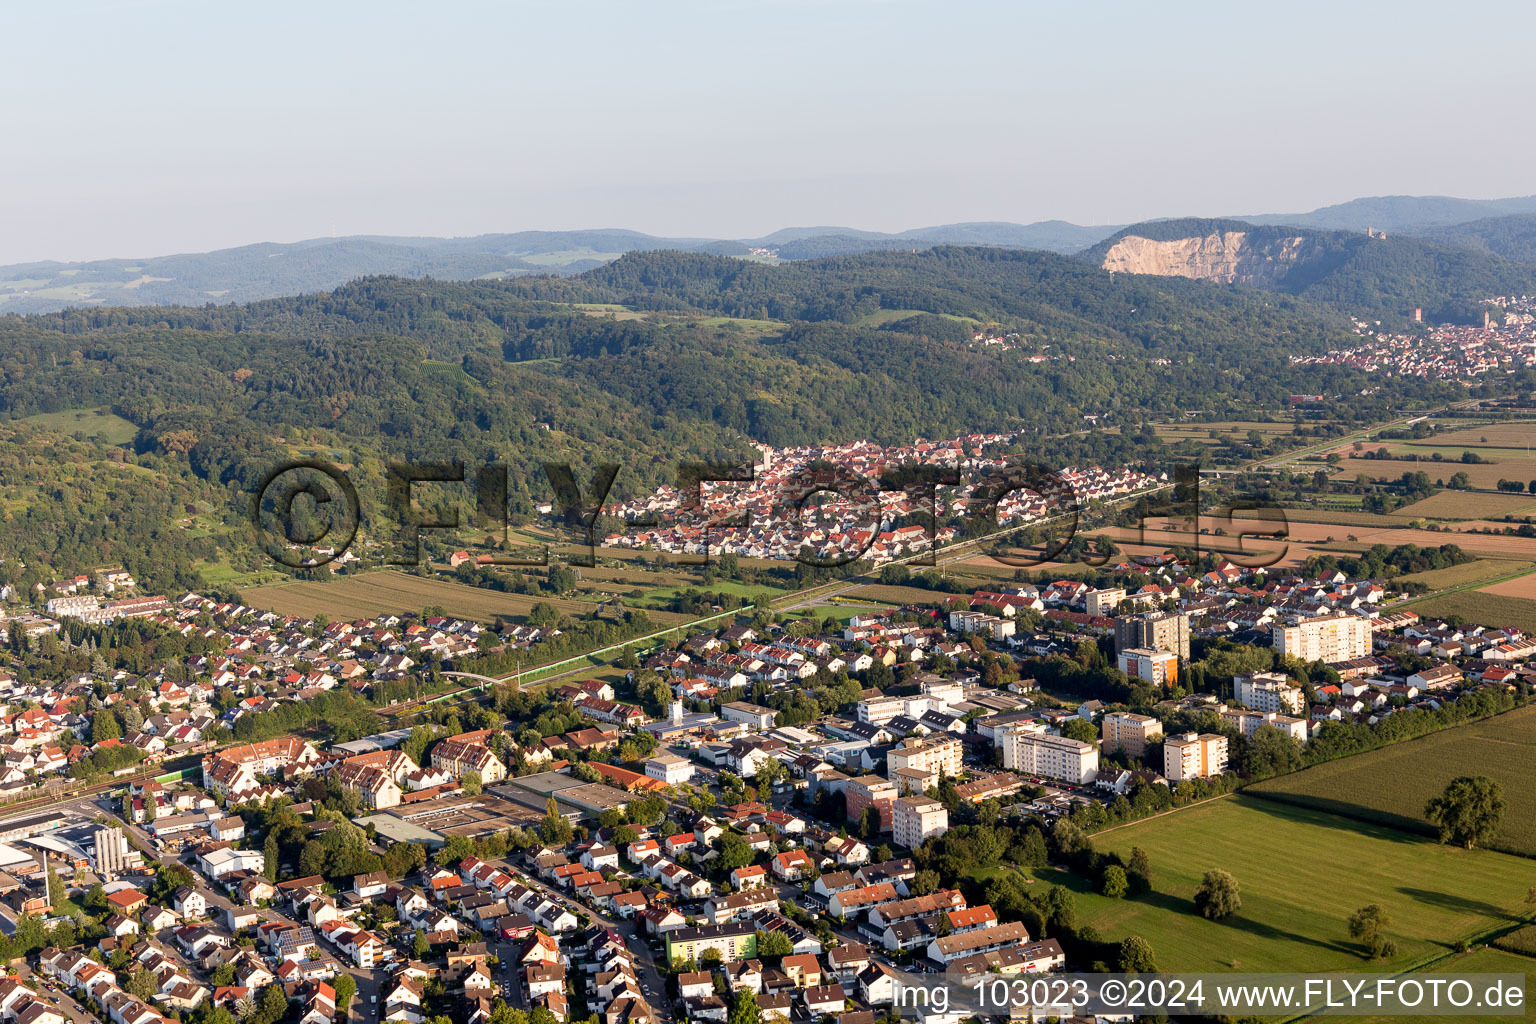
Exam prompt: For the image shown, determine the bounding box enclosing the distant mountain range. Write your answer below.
[5,194,1536,313]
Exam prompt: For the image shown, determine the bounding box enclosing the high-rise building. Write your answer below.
[1234,672,1304,714]
[997,721,1098,785]
[1163,732,1228,782]
[892,796,949,851]
[1272,614,1372,663]
[1101,711,1164,758]
[844,776,898,831]
[1114,611,1190,661]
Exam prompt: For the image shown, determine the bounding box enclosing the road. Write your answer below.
[511,869,665,1014]
[18,963,100,1024]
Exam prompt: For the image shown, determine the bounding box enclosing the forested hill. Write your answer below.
[1417,214,1536,267]
[1081,218,1536,324]
[0,246,1446,477]
[0,246,1484,587]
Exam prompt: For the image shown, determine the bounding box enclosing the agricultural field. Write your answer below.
[1422,422,1536,448]
[1050,796,1536,974]
[241,569,685,624]
[1398,558,1527,590]
[1246,706,1536,856]
[1398,490,1536,520]
[1334,446,1536,491]
[1479,572,1536,599]
[844,583,960,606]
[1408,589,1536,634]
[19,407,138,444]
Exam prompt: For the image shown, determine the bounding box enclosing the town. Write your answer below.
[0,532,1523,1024]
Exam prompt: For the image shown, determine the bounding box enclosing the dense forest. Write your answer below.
[0,245,1485,583]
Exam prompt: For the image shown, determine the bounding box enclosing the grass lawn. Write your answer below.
[1047,796,1536,974]
[1326,946,1534,1023]
[19,407,138,444]
[1246,706,1536,856]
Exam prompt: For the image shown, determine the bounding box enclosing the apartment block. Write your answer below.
[1117,647,1178,687]
[1163,732,1228,782]
[1234,672,1304,714]
[1114,610,1190,661]
[891,796,949,851]
[1084,587,1126,618]
[1100,711,1163,758]
[1272,614,1373,663]
[844,775,898,832]
[996,721,1098,785]
[885,736,962,784]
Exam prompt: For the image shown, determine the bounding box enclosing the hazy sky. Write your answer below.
[3,0,1534,264]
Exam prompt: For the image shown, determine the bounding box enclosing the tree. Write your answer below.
[1060,717,1098,744]
[1118,934,1156,973]
[210,962,237,987]
[263,832,280,881]
[1193,869,1241,919]
[258,984,288,1024]
[1425,775,1506,849]
[528,602,561,628]
[728,988,760,1024]
[46,865,64,908]
[1127,847,1152,895]
[1019,827,1048,868]
[127,967,157,1000]
[716,834,755,872]
[334,974,356,1011]
[1348,904,1394,959]
[91,710,121,742]
[462,769,483,796]
[413,929,431,958]
[1100,865,1128,899]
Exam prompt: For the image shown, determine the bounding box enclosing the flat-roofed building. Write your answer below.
[891,796,948,851]
[1117,647,1178,687]
[885,736,961,784]
[996,721,1097,785]
[1163,732,1228,782]
[1114,610,1190,661]
[1272,614,1372,663]
[1234,672,1304,714]
[1100,712,1163,758]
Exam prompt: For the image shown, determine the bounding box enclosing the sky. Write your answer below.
[3,0,1534,264]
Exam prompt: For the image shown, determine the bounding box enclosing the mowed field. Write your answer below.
[1051,796,1536,974]
[243,570,690,625]
[1326,946,1534,1024]
[1246,706,1536,856]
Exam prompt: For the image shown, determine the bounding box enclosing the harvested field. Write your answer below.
[1480,572,1536,599]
